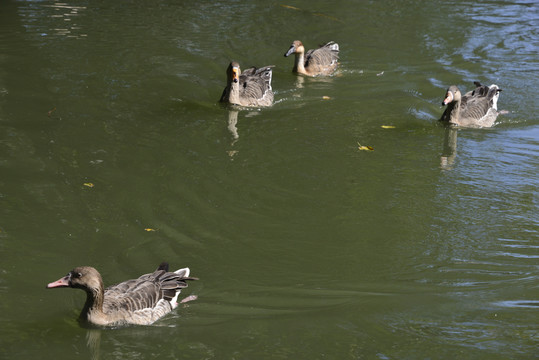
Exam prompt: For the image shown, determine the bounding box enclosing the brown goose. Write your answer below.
[284,40,339,76]
[440,82,503,128]
[47,262,197,326]
[220,61,274,107]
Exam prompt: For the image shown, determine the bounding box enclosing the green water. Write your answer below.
[1,0,538,359]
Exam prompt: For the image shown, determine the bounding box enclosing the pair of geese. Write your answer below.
[47,42,504,329]
[220,40,504,128]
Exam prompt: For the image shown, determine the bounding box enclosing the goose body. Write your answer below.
[440,82,503,128]
[47,263,197,326]
[220,61,274,107]
[284,40,339,76]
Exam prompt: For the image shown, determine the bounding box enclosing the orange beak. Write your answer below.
[232,67,239,83]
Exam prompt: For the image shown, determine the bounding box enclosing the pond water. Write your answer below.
[1,0,538,359]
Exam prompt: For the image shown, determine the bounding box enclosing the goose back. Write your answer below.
[103,268,191,313]
[304,41,339,74]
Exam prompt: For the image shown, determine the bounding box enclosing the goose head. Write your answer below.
[47,266,103,293]
[284,40,305,57]
[442,85,461,106]
[227,61,241,84]
[488,84,503,109]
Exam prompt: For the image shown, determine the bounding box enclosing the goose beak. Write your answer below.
[442,92,453,106]
[284,45,296,57]
[47,275,70,288]
[232,67,239,83]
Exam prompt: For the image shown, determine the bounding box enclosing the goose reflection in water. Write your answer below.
[227,109,240,158]
[86,329,101,360]
[440,125,458,170]
[226,110,265,158]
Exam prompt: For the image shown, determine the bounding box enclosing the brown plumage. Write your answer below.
[220,61,274,107]
[284,40,339,76]
[47,263,197,326]
[440,82,503,128]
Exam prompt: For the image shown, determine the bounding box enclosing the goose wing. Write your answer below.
[103,269,194,313]
[305,41,339,68]
[238,66,274,104]
[460,82,494,121]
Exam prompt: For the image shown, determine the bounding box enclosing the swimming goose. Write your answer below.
[220,61,274,107]
[284,40,339,76]
[440,82,503,127]
[47,262,197,326]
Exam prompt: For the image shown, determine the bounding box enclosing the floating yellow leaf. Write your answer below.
[322,96,331,100]
[83,183,94,188]
[144,228,157,232]
[381,125,396,129]
[357,142,374,151]
[280,4,301,10]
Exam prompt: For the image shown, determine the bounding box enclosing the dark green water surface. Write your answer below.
[1,0,538,359]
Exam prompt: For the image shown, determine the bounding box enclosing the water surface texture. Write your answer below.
[1,0,538,359]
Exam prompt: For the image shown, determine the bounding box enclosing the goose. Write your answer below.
[440,82,503,127]
[284,40,339,76]
[46,262,197,326]
[220,61,274,107]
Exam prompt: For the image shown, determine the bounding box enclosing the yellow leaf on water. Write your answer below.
[381,125,396,129]
[144,228,157,232]
[83,183,94,188]
[322,96,331,100]
[280,4,301,10]
[357,142,374,151]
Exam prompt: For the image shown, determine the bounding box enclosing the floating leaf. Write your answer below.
[376,71,384,76]
[381,125,396,129]
[144,228,157,232]
[280,4,301,10]
[83,183,94,188]
[47,107,57,117]
[357,142,374,151]
[322,96,331,100]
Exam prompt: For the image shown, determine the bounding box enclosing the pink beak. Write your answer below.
[442,92,453,105]
[47,276,70,288]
